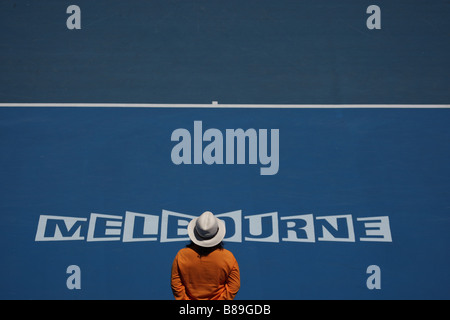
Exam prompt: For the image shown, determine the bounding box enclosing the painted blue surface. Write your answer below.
[1,107,450,299]
[0,1,449,299]
[1,0,449,104]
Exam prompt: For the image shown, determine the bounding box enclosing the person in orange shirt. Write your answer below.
[171,211,240,300]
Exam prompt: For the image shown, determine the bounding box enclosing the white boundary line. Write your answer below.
[0,103,449,108]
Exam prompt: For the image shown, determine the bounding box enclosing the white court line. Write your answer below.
[0,103,449,108]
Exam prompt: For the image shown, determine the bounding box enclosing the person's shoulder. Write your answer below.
[176,247,196,257]
[221,248,237,260]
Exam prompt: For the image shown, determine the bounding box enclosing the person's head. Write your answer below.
[187,211,226,256]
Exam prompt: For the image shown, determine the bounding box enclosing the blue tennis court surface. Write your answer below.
[0,1,449,299]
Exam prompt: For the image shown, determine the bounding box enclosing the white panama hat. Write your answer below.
[187,211,226,247]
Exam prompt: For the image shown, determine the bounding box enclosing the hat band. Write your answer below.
[194,226,219,240]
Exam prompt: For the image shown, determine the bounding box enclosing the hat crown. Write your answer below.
[195,211,219,239]
[188,211,226,247]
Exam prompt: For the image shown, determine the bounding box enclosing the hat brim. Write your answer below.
[187,217,226,248]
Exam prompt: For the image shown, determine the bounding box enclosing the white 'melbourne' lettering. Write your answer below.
[87,213,123,242]
[216,210,242,242]
[357,216,392,242]
[280,214,315,242]
[245,212,279,242]
[35,215,87,241]
[35,210,393,244]
[316,214,355,242]
[123,211,159,242]
[160,210,195,243]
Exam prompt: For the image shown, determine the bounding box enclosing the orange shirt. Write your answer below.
[171,247,240,300]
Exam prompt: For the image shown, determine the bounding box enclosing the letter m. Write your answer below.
[35,215,87,241]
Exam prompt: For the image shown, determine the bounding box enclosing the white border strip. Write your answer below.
[0,103,449,108]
